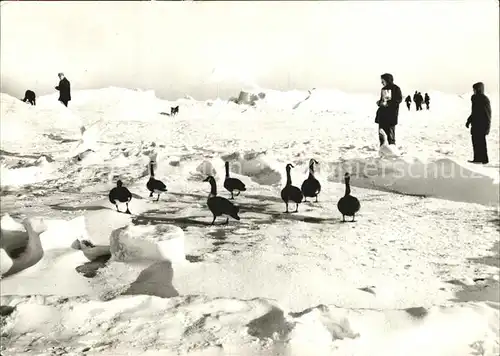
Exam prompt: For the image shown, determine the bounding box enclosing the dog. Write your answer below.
[170,106,179,116]
[160,106,180,117]
[22,90,36,106]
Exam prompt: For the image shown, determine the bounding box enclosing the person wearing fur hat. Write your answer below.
[55,72,71,107]
[375,73,402,145]
[466,82,491,164]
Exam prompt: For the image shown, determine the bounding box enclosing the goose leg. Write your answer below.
[115,204,120,212]
[295,203,299,213]
[315,195,318,203]
[125,203,131,215]
[224,218,229,225]
[285,203,289,213]
[304,197,308,202]
[211,215,216,225]
[149,191,153,198]
[352,214,356,222]
[231,191,234,200]
[156,193,161,202]
[342,215,346,222]
[235,191,241,197]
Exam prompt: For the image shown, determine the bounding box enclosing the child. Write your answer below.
[405,95,412,110]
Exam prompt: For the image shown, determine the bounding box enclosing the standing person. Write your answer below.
[465,82,491,164]
[414,92,420,111]
[417,92,424,111]
[55,72,71,107]
[424,93,430,110]
[405,95,412,110]
[413,91,419,110]
[375,73,402,145]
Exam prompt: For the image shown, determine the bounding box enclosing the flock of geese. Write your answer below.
[108,158,361,225]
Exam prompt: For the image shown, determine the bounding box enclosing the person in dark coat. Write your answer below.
[424,93,430,110]
[466,82,491,164]
[375,73,402,145]
[413,92,423,111]
[405,95,412,110]
[417,92,424,110]
[412,91,419,111]
[55,72,71,107]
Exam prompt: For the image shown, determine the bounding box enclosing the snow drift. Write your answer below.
[1,295,498,356]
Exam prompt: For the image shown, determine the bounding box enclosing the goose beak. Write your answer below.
[203,177,210,182]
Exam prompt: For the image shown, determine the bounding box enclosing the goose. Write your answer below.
[301,159,321,202]
[223,161,246,199]
[337,172,360,222]
[108,180,132,214]
[146,161,167,201]
[2,218,47,278]
[281,163,303,213]
[203,175,240,225]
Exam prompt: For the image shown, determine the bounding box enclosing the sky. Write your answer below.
[1,0,499,100]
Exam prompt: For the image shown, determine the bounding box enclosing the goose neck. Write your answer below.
[209,180,217,197]
[344,178,351,196]
[309,163,315,175]
[286,168,292,186]
[150,162,155,177]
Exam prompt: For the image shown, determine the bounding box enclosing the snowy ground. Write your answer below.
[0,87,499,356]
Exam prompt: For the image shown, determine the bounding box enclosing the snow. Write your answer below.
[0,87,499,355]
[110,224,186,263]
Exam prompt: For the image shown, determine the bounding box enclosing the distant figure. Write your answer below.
[405,95,412,110]
[22,90,36,106]
[412,91,419,110]
[55,72,71,107]
[465,82,491,164]
[375,73,402,145]
[414,92,424,111]
[424,93,430,110]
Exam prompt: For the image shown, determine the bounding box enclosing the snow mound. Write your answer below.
[331,157,499,206]
[379,129,401,158]
[221,151,282,186]
[41,217,91,250]
[0,159,59,187]
[110,224,186,263]
[0,249,13,276]
[230,89,266,106]
[0,215,91,279]
[244,88,377,114]
[196,160,218,178]
[1,213,24,231]
[1,93,82,143]
[0,295,498,356]
[1,217,48,277]
[40,87,164,121]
